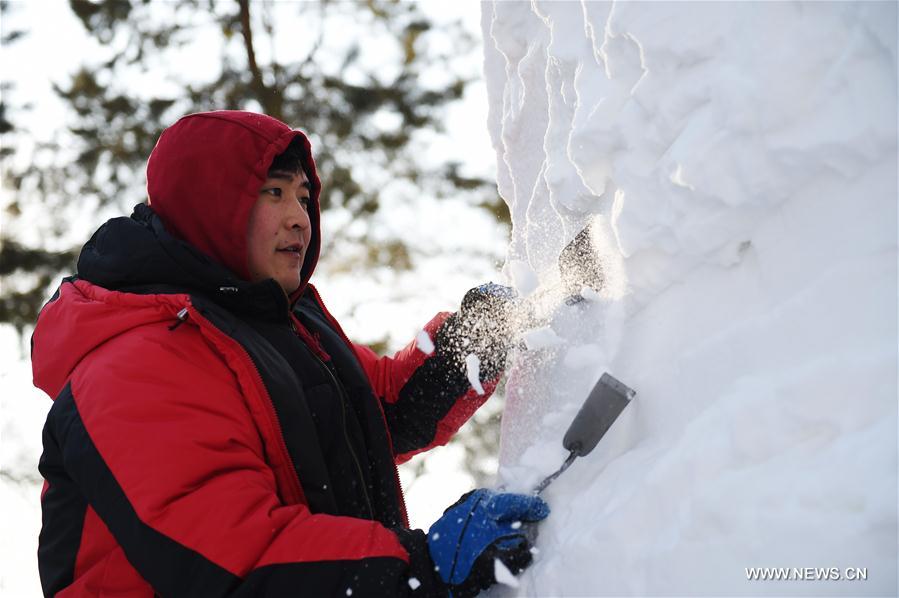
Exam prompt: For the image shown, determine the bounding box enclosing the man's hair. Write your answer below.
[268,137,307,176]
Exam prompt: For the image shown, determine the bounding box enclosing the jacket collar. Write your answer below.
[78,203,293,322]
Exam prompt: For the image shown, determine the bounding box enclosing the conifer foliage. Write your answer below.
[1,0,507,332]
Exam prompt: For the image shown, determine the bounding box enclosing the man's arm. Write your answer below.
[40,328,443,597]
[353,311,501,464]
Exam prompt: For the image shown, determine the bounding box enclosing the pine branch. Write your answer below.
[237,0,281,117]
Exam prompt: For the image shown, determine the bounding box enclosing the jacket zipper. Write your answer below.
[310,349,375,520]
[290,313,375,520]
[304,285,410,527]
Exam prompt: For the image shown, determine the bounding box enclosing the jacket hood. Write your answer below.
[147,110,322,291]
[34,111,324,398]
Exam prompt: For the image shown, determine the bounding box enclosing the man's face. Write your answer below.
[246,170,312,294]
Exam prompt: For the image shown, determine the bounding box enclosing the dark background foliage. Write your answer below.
[1,0,508,329]
[1,0,506,485]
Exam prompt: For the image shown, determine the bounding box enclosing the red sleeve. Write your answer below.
[353,312,500,464]
[51,321,425,596]
[353,312,452,404]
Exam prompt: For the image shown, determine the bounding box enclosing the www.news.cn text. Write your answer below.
[745,567,868,582]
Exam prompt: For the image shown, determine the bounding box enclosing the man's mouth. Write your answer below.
[277,243,304,254]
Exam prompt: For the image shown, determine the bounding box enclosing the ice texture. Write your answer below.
[482,1,898,596]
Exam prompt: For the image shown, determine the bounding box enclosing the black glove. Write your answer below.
[459,282,519,317]
[437,283,519,378]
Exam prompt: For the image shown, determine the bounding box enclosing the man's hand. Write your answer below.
[427,489,549,598]
[436,283,519,378]
[459,282,519,316]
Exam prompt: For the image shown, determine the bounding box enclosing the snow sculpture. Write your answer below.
[482,2,897,595]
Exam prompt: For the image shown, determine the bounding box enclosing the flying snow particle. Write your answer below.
[465,353,485,395]
[431,532,440,541]
[416,330,435,355]
[345,589,352,596]
[511,521,522,529]
[408,578,421,591]
[494,559,520,588]
[522,327,564,350]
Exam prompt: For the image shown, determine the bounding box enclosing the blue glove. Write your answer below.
[427,489,550,597]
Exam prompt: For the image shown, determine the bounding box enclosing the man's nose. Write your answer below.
[287,200,311,230]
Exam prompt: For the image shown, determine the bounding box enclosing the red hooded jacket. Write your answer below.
[31,111,498,596]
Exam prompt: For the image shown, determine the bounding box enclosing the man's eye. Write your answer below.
[298,196,309,209]
[265,188,282,197]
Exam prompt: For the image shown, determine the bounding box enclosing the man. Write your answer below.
[32,110,548,596]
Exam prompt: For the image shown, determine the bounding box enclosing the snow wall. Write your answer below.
[482,2,897,596]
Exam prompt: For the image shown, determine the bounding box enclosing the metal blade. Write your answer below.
[532,372,636,495]
[563,372,635,456]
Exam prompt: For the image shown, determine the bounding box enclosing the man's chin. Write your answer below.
[279,278,302,296]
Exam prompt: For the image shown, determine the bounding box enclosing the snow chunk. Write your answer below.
[493,559,520,588]
[563,344,604,369]
[416,330,435,355]
[465,353,485,395]
[509,260,539,296]
[669,163,695,190]
[522,326,564,350]
[408,578,421,591]
[579,286,601,302]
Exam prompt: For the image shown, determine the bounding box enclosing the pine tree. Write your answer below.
[1,0,508,332]
[1,0,508,484]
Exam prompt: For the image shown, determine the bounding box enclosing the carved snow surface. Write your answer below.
[482,1,897,596]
